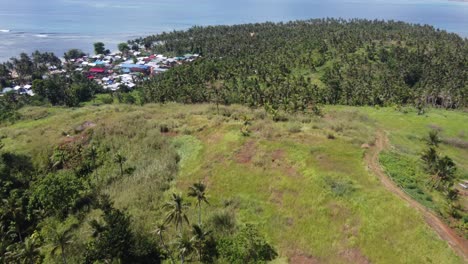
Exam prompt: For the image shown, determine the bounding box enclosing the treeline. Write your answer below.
[138,19,467,110]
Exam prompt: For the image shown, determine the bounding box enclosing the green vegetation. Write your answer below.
[0,19,467,263]
[138,19,467,110]
[0,103,465,263]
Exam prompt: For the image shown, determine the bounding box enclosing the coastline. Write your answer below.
[1,18,467,64]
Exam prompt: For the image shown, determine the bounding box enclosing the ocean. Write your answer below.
[0,0,467,62]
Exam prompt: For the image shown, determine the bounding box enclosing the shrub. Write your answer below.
[30,170,84,218]
[209,210,236,235]
[287,122,302,133]
[324,177,355,197]
[217,224,277,263]
[100,94,114,104]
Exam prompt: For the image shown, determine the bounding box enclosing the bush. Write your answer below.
[217,224,277,263]
[324,177,354,197]
[30,170,84,218]
[287,122,302,133]
[100,94,114,104]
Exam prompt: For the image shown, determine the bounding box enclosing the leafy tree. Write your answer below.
[163,193,190,234]
[29,171,83,218]
[118,43,130,54]
[188,181,209,225]
[0,63,11,87]
[93,42,106,55]
[63,49,85,61]
[85,195,135,263]
[9,53,34,82]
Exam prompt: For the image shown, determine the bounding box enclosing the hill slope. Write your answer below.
[1,104,466,263]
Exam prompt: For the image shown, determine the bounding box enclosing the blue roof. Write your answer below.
[95,60,106,65]
[120,64,150,69]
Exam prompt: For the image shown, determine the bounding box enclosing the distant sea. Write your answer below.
[0,0,467,62]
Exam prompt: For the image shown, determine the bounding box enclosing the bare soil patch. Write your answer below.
[235,140,256,163]
[289,251,321,264]
[339,249,371,264]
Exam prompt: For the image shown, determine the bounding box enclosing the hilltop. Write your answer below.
[0,103,466,263]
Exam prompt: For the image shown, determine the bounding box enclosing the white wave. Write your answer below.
[0,29,10,33]
[34,34,48,38]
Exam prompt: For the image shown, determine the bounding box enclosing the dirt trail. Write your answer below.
[365,131,468,261]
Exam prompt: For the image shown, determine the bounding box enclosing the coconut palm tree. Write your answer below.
[190,224,211,262]
[153,222,175,264]
[425,130,441,147]
[88,145,98,180]
[2,197,25,242]
[47,224,77,264]
[188,182,209,225]
[6,235,41,264]
[163,193,190,234]
[113,153,127,178]
[175,233,193,264]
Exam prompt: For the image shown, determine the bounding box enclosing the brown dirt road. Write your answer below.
[365,131,468,261]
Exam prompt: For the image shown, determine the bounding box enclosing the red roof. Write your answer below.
[89,67,105,73]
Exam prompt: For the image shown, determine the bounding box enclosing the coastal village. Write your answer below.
[1,51,200,95]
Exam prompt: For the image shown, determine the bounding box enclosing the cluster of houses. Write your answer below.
[1,51,200,95]
[69,51,200,91]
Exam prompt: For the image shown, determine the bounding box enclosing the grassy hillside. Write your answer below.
[1,104,466,263]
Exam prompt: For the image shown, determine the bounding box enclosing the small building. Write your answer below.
[89,67,106,74]
[119,64,150,74]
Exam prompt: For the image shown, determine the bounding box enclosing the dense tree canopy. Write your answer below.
[139,19,467,110]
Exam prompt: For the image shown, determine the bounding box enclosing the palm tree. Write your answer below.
[163,193,190,234]
[88,145,98,180]
[7,236,41,264]
[175,233,193,264]
[188,182,209,225]
[153,222,175,264]
[425,130,441,147]
[421,147,438,173]
[2,197,25,242]
[190,224,211,262]
[113,153,127,177]
[47,224,76,264]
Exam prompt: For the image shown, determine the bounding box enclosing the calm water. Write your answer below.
[0,0,467,62]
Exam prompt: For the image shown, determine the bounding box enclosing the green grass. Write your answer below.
[1,104,465,263]
[380,151,437,210]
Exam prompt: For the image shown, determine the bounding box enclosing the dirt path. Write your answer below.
[365,131,468,261]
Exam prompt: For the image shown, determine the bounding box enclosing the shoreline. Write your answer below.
[1,18,468,64]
